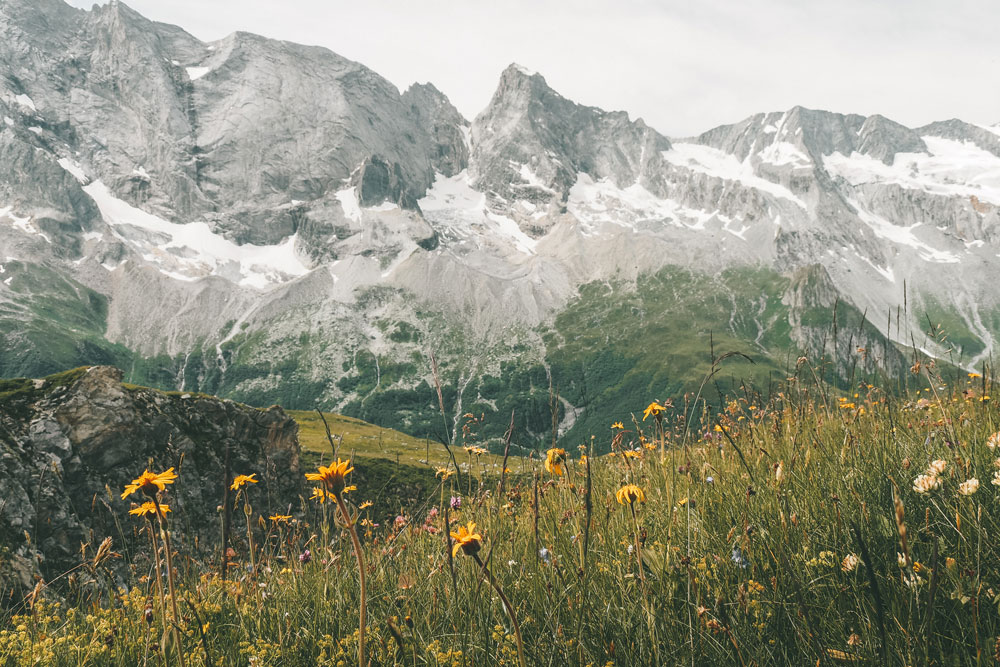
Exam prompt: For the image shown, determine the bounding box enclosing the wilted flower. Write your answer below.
[841,554,860,572]
[129,501,169,518]
[958,478,979,496]
[230,473,258,491]
[544,448,566,477]
[615,484,645,505]
[642,401,666,421]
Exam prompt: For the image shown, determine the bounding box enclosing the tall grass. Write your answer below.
[2,365,999,665]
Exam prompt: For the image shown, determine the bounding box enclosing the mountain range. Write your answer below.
[2,0,998,446]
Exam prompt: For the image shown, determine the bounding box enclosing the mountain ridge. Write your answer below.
[1,0,997,446]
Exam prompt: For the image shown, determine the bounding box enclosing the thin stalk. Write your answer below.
[473,553,526,667]
[153,497,186,667]
[146,521,168,638]
[334,492,367,667]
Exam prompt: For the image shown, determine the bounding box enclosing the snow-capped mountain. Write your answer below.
[2,0,998,444]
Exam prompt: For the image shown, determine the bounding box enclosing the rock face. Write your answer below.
[0,366,301,600]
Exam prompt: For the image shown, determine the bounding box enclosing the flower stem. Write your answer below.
[334,492,366,667]
[153,497,186,667]
[473,553,526,667]
[147,521,168,638]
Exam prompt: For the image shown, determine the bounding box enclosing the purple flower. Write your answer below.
[298,549,311,564]
[450,496,462,510]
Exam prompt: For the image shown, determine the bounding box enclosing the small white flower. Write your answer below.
[992,470,1000,487]
[988,432,1000,449]
[958,478,979,496]
[912,474,941,494]
[927,459,947,475]
[538,547,551,563]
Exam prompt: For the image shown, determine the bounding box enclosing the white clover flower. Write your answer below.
[958,478,979,496]
[912,474,941,494]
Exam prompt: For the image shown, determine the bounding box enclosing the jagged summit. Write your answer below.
[468,62,672,232]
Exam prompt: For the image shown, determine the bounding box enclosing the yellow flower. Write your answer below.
[435,466,456,479]
[623,450,641,459]
[450,521,483,557]
[305,458,354,495]
[121,468,178,500]
[128,501,170,518]
[310,487,334,504]
[642,401,666,421]
[616,484,645,505]
[268,514,292,523]
[544,448,566,477]
[611,421,624,429]
[359,500,373,510]
[230,473,258,491]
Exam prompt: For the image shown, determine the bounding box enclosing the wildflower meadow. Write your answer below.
[3,363,1000,665]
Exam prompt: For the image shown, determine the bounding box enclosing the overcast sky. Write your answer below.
[68,0,1000,137]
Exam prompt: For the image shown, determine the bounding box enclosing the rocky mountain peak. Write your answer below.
[469,62,672,234]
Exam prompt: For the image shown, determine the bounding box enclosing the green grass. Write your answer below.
[4,365,1000,665]
[290,409,449,468]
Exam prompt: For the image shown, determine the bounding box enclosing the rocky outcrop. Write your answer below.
[0,365,302,601]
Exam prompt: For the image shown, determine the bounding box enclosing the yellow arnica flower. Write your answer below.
[305,458,354,495]
[435,466,456,479]
[269,514,292,523]
[230,473,258,491]
[642,401,666,421]
[121,468,178,499]
[611,421,624,429]
[359,501,373,510]
[544,448,566,476]
[450,521,483,557]
[128,501,170,517]
[310,487,334,504]
[616,484,645,505]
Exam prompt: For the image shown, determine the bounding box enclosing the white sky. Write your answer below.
[68,0,1000,137]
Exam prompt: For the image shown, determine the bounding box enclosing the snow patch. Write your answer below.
[517,163,554,192]
[758,141,811,168]
[419,171,537,254]
[82,180,311,289]
[186,66,211,81]
[336,187,362,222]
[0,206,51,243]
[2,117,12,126]
[511,63,537,76]
[27,126,42,135]
[662,143,806,208]
[567,173,712,232]
[57,158,89,184]
[824,136,1000,204]
[848,199,960,264]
